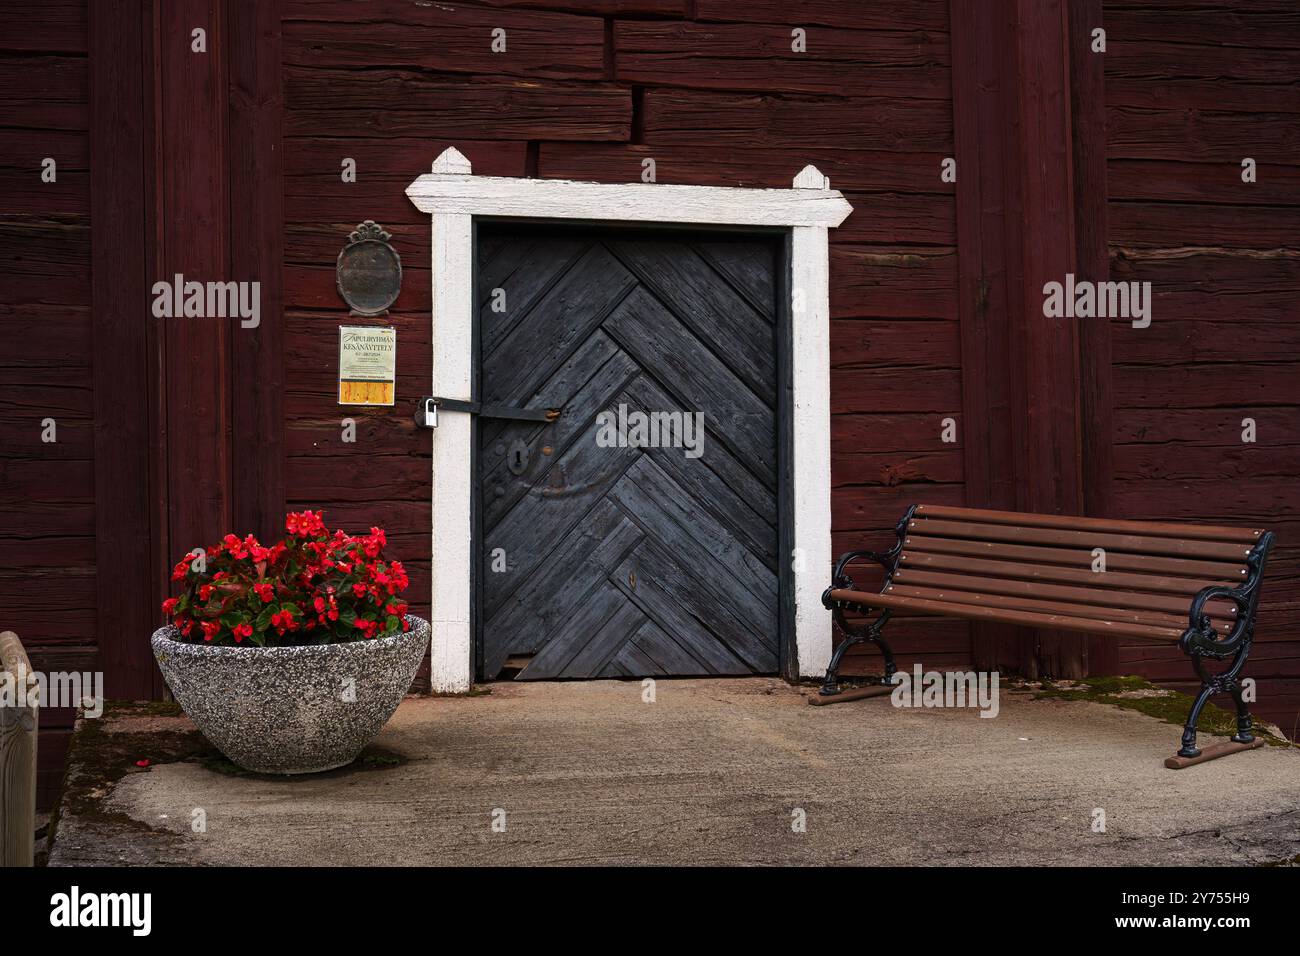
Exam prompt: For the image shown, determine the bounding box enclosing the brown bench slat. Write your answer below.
[904,517,1254,563]
[895,552,1232,597]
[885,583,1232,635]
[891,568,1240,621]
[901,533,1249,582]
[913,504,1263,545]
[828,588,1185,642]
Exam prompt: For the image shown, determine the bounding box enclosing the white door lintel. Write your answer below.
[410,146,851,692]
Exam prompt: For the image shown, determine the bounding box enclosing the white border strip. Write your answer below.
[412,148,849,692]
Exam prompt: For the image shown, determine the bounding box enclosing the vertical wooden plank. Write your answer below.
[0,632,37,868]
[227,0,284,542]
[159,0,231,559]
[950,0,1021,673]
[953,0,1089,677]
[89,0,160,699]
[1068,0,1118,675]
[1013,0,1086,678]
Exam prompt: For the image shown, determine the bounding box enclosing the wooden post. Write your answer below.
[0,631,38,868]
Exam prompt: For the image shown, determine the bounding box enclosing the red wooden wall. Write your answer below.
[278,0,972,686]
[1102,0,1300,734]
[2,1,1297,808]
[0,0,95,807]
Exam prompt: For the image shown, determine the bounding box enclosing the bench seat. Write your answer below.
[820,504,1275,765]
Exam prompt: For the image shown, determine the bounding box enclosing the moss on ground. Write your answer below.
[1029,675,1293,747]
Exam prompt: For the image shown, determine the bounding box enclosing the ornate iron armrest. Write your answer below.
[1181,585,1252,658]
[830,549,896,590]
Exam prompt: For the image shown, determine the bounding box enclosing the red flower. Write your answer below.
[253,582,274,602]
[161,597,178,616]
[233,622,253,643]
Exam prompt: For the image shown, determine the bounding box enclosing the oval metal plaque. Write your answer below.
[336,220,401,315]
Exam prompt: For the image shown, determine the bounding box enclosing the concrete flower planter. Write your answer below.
[151,616,429,774]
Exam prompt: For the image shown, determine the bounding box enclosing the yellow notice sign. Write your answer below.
[338,325,396,406]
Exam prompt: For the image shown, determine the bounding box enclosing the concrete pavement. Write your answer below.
[48,679,1300,866]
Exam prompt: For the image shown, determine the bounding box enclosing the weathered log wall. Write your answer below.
[1104,0,1300,731]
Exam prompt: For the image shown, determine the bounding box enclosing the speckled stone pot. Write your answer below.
[151,617,429,774]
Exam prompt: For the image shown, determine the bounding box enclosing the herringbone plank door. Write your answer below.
[478,227,780,679]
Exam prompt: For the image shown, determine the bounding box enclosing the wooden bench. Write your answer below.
[1,631,38,866]
[819,505,1275,767]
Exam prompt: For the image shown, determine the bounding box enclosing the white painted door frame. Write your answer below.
[407,148,852,693]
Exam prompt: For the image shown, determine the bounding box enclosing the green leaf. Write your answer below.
[385,615,400,634]
[220,610,246,629]
[254,605,276,632]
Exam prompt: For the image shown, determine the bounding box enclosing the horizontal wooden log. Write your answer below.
[836,191,955,246]
[0,55,87,131]
[695,0,949,31]
[1115,443,1300,482]
[1113,477,1300,523]
[0,535,93,569]
[0,366,93,415]
[833,450,963,486]
[833,411,963,453]
[831,367,962,414]
[1109,247,1300,291]
[832,482,964,532]
[1105,76,1300,115]
[614,21,951,100]
[287,455,429,503]
[284,137,527,202]
[283,2,605,80]
[0,459,93,501]
[1115,407,1300,446]
[0,501,92,538]
[1109,159,1300,206]
[0,168,88,216]
[830,245,958,319]
[288,0,687,16]
[642,88,953,151]
[0,304,92,368]
[1110,201,1300,250]
[1105,4,1300,49]
[1111,320,1300,365]
[1106,39,1300,83]
[537,142,956,195]
[0,217,90,280]
[1114,362,1300,409]
[0,128,88,170]
[284,219,426,265]
[284,70,631,141]
[1107,106,1299,161]
[830,318,960,367]
[0,0,85,53]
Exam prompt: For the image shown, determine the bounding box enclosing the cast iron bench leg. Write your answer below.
[819,607,896,697]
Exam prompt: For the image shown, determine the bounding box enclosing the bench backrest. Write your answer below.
[888,505,1266,640]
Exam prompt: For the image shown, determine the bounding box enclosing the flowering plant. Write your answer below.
[161,511,411,647]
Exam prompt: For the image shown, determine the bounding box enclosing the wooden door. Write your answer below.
[477,226,781,679]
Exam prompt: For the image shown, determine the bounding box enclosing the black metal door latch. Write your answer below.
[414,396,560,429]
